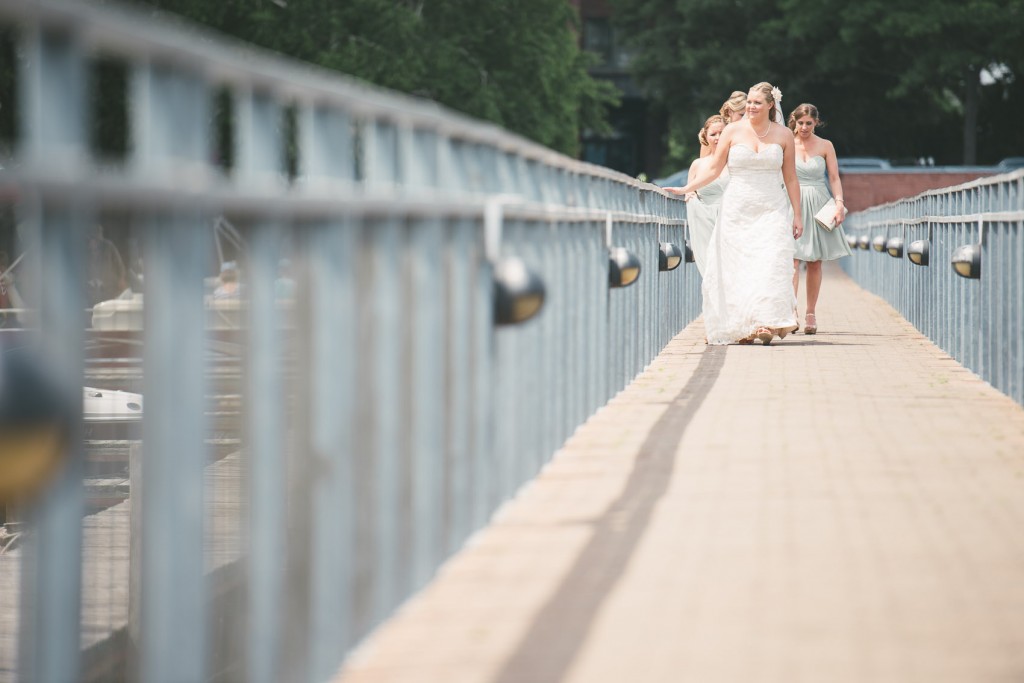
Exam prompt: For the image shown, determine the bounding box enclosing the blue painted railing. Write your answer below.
[842,169,1024,406]
[0,1,699,681]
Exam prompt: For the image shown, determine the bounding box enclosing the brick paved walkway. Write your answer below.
[333,262,1024,683]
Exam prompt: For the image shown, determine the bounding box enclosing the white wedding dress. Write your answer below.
[701,143,798,344]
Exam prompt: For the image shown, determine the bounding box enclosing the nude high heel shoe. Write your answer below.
[804,313,817,335]
[754,327,774,345]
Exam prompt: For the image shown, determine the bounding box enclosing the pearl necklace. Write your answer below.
[754,120,771,139]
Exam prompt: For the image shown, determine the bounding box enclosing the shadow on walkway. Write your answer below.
[491,347,725,683]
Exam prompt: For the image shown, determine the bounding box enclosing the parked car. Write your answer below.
[653,169,688,187]
[838,157,892,171]
[996,157,1024,170]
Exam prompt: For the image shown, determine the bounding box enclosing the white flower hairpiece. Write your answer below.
[771,86,783,104]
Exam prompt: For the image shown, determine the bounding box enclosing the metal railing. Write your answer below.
[842,169,1024,406]
[0,1,699,681]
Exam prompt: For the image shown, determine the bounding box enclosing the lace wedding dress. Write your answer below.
[701,143,798,344]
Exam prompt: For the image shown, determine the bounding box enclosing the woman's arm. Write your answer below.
[684,158,702,201]
[824,140,847,224]
[666,128,732,196]
[782,135,803,239]
[687,158,700,185]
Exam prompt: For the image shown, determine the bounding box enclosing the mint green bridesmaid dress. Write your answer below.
[687,170,728,276]
[793,155,852,261]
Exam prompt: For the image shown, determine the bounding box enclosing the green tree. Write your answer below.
[610,0,1024,168]
[132,0,617,156]
[781,0,1024,164]
[419,0,617,154]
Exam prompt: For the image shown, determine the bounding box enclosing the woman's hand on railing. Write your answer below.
[663,187,693,201]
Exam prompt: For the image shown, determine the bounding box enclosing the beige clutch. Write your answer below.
[813,198,843,231]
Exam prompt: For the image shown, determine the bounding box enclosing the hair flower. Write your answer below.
[771,86,783,104]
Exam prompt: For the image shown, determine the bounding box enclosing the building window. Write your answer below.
[583,18,613,67]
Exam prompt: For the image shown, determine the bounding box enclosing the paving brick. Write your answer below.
[333,262,1024,683]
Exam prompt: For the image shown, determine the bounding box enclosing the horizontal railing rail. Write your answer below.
[0,1,699,682]
[841,169,1024,406]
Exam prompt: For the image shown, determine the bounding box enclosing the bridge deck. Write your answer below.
[333,261,1024,683]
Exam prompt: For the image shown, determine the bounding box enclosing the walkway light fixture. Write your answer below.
[659,242,682,272]
[609,247,641,287]
[951,243,981,279]
[871,235,887,252]
[857,235,870,250]
[907,239,930,266]
[0,349,73,505]
[683,240,695,263]
[846,234,857,250]
[494,256,545,325]
[886,237,904,258]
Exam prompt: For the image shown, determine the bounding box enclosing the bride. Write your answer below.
[666,82,803,345]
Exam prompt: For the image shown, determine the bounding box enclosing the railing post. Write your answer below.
[844,169,1024,407]
[16,24,87,683]
[0,3,705,679]
[135,59,212,683]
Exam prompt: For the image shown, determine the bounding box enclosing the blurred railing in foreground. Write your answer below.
[0,1,699,681]
[842,169,1024,406]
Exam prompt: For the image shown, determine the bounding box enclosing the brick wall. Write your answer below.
[841,171,997,212]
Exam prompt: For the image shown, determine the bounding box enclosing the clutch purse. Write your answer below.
[813,198,842,231]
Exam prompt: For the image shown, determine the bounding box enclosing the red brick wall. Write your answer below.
[841,172,997,212]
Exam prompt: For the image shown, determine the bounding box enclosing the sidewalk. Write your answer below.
[333,262,1024,683]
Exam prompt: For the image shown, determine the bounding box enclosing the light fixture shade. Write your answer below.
[872,235,887,252]
[857,235,870,250]
[846,234,858,249]
[609,247,641,287]
[908,239,930,266]
[684,240,695,263]
[886,237,904,258]
[494,256,546,325]
[0,348,74,504]
[951,243,981,279]
[659,242,682,272]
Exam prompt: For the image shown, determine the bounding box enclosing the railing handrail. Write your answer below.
[0,2,700,681]
[849,211,1024,229]
[0,0,677,198]
[848,167,1024,217]
[841,167,1024,411]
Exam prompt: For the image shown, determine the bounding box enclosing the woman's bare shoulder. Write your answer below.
[774,124,795,147]
[720,122,740,140]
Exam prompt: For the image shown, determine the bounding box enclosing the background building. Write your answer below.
[573,0,665,178]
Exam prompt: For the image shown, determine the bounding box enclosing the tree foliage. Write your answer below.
[131,0,618,156]
[611,0,1024,169]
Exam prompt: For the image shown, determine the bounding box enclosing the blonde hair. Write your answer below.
[748,82,779,123]
[719,91,746,119]
[698,115,728,147]
[788,103,825,132]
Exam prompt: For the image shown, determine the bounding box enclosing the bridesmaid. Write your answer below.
[719,91,746,123]
[700,92,745,157]
[788,103,851,334]
[686,115,728,276]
